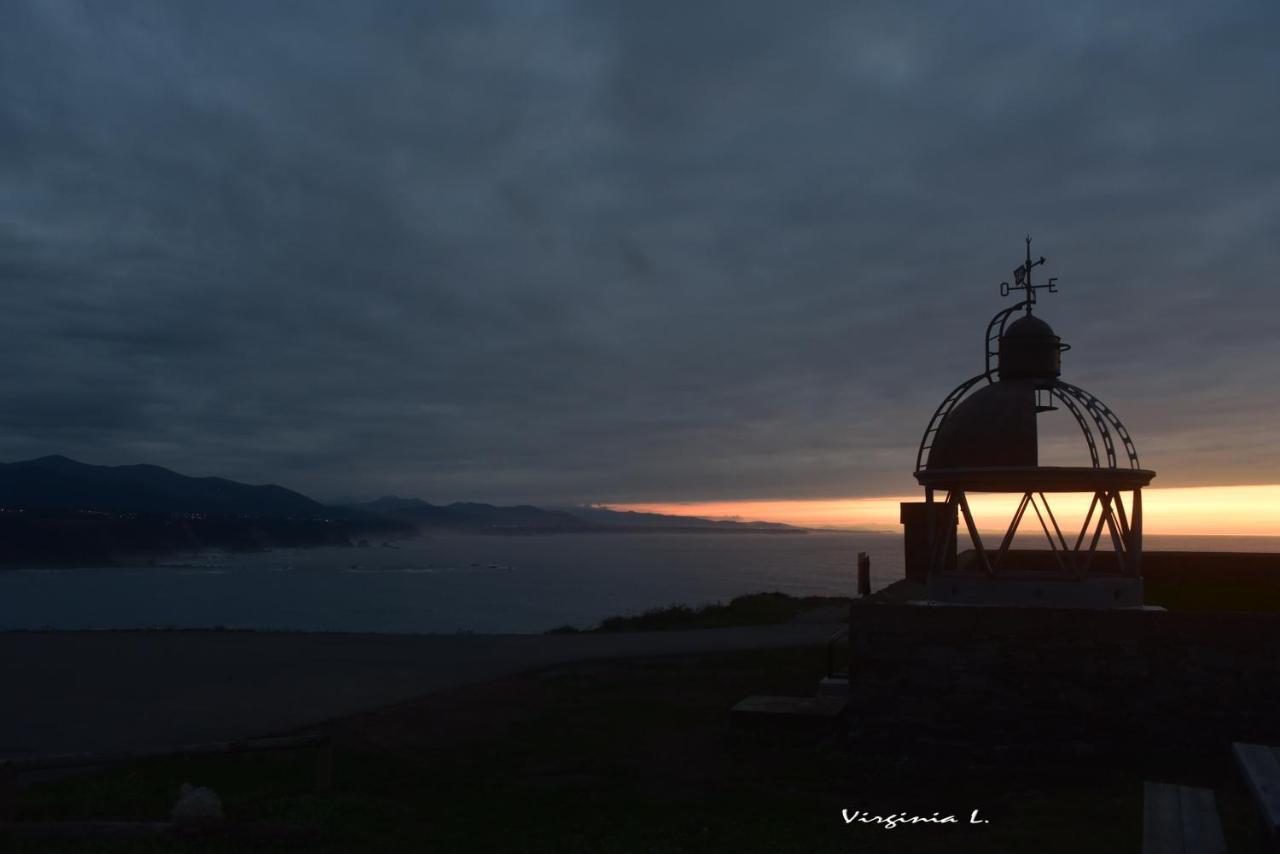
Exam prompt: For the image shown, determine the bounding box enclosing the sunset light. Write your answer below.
[610,484,1280,538]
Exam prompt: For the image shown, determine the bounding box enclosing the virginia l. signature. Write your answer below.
[842,809,989,829]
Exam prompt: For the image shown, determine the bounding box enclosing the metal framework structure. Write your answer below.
[913,239,1153,582]
[918,477,1145,579]
[916,372,1141,474]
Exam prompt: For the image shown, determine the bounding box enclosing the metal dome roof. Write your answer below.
[925,381,1038,470]
[1002,313,1056,339]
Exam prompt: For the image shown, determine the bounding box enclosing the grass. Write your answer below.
[547,591,852,634]
[9,557,1279,851]
[550,558,1280,636]
[1143,579,1280,613]
[5,644,1266,853]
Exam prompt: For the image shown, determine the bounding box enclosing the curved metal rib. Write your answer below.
[984,300,1030,375]
[1055,380,1141,469]
[1047,387,1101,468]
[1053,383,1122,468]
[916,373,988,472]
[1053,383,1118,468]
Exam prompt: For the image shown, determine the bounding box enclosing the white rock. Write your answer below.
[171,783,224,824]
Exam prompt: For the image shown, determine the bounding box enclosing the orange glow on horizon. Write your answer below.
[608,484,1280,537]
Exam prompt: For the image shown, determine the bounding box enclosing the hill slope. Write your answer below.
[0,455,327,517]
[562,505,799,531]
[348,498,804,534]
[345,498,595,532]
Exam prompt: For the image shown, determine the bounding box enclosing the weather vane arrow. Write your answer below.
[999,235,1058,313]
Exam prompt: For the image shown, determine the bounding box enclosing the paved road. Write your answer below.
[0,623,842,758]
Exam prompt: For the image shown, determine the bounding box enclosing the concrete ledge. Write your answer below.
[924,574,1143,608]
[731,695,847,724]
[817,676,850,698]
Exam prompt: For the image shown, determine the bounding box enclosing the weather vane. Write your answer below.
[999,235,1058,314]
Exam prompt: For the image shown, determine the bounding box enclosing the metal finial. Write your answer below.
[998,235,1057,312]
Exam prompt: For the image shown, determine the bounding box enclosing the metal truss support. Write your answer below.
[924,488,1145,580]
[956,490,993,576]
[1130,488,1143,577]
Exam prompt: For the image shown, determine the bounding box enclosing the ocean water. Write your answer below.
[0,532,1274,634]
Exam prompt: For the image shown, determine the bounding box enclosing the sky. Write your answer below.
[2,1,1279,530]
[616,486,1280,537]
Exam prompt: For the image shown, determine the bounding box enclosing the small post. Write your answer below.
[857,552,871,598]
[0,765,16,821]
[314,734,333,792]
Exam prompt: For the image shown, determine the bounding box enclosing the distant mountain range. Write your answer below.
[560,504,796,532]
[349,496,590,532]
[0,456,412,566]
[0,455,325,517]
[347,496,801,534]
[0,455,803,566]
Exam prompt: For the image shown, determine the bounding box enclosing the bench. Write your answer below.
[1233,742,1280,848]
[1141,781,1226,854]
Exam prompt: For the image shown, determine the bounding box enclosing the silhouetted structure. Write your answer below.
[901,238,1155,607]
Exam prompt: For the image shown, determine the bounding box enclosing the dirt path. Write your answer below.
[0,622,842,758]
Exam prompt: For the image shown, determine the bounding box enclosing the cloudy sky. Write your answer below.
[1,0,1278,506]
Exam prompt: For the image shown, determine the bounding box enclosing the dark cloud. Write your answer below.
[1,0,1278,503]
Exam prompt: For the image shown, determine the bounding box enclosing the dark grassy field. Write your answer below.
[547,591,853,633]
[1141,551,1280,613]
[563,550,1280,635]
[8,552,1280,851]
[5,643,1268,853]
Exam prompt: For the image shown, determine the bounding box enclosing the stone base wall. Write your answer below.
[848,604,1280,756]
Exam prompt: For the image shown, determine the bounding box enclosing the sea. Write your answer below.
[1,532,1276,634]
